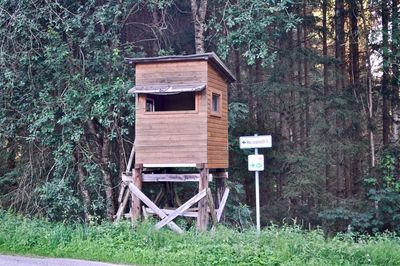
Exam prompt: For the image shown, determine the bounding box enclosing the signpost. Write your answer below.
[240,135,272,149]
[248,155,264,171]
[240,134,272,233]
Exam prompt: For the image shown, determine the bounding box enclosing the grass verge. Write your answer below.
[0,211,399,265]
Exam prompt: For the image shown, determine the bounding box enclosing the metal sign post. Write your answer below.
[240,134,272,234]
[254,144,261,232]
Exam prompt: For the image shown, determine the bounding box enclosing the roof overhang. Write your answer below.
[125,52,236,83]
[128,84,206,95]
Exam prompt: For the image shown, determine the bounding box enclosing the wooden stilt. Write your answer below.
[117,182,127,204]
[172,183,182,206]
[216,177,226,220]
[197,168,209,231]
[217,188,230,222]
[114,186,130,223]
[165,182,174,207]
[126,144,135,173]
[131,167,142,221]
[153,186,165,206]
[207,188,218,229]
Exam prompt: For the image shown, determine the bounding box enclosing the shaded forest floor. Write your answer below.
[0,211,399,266]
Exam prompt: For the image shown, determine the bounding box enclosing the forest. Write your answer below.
[0,0,399,236]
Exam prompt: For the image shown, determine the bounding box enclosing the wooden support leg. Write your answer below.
[217,188,230,222]
[197,168,209,231]
[172,183,182,206]
[114,185,130,223]
[131,167,142,221]
[216,177,226,220]
[207,188,218,230]
[117,182,127,204]
[153,186,165,206]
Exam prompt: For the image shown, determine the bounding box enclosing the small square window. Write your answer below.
[211,92,221,116]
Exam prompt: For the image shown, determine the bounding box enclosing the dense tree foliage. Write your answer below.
[0,0,399,234]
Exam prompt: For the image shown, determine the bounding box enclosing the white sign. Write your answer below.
[240,135,272,149]
[248,155,264,171]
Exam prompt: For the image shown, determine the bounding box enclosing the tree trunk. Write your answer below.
[74,149,91,223]
[297,24,305,147]
[303,0,310,146]
[190,0,208,53]
[348,0,362,197]
[323,0,331,194]
[382,0,391,146]
[100,132,116,221]
[288,29,297,146]
[335,0,346,91]
[360,0,376,168]
[335,0,345,200]
[86,120,116,221]
[392,0,400,142]
[235,50,242,99]
[348,0,360,85]
[152,7,159,56]
[322,0,333,192]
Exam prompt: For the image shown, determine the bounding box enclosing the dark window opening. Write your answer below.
[212,93,221,115]
[146,92,196,112]
[146,98,155,112]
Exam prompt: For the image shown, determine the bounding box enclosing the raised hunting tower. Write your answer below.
[128,53,235,168]
[115,53,235,232]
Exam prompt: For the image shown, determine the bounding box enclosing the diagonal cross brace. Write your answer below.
[155,189,207,230]
[128,183,183,234]
[217,188,230,222]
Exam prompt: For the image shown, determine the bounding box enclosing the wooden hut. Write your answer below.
[116,53,235,231]
[127,53,235,169]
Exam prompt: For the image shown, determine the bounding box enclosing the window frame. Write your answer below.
[143,92,199,115]
[210,90,222,117]
[145,97,155,112]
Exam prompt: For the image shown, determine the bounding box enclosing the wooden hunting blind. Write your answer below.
[115,53,235,232]
[127,53,235,169]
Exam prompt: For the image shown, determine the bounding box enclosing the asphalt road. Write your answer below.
[0,255,132,266]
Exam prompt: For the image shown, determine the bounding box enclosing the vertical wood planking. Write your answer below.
[207,63,229,169]
[135,113,207,165]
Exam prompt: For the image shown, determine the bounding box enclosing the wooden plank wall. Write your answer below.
[136,61,208,86]
[207,64,229,169]
[135,61,208,165]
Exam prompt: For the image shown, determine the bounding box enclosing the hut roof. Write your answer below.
[128,84,206,95]
[125,52,236,83]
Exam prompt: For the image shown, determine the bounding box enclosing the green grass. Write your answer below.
[0,211,399,265]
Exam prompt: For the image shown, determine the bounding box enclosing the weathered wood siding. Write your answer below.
[207,64,229,169]
[135,61,208,165]
[135,61,208,86]
[134,60,229,168]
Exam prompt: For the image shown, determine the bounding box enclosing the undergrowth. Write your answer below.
[0,211,399,265]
